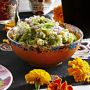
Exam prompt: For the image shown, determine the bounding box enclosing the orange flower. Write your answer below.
[3,20,15,31]
[53,5,64,23]
[68,57,90,82]
[48,76,73,90]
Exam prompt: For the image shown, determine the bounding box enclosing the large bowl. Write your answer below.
[7,24,83,67]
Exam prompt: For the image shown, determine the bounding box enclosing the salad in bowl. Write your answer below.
[7,16,83,67]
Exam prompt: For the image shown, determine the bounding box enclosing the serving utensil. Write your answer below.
[15,0,21,25]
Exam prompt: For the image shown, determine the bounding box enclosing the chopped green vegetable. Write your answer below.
[11,16,77,50]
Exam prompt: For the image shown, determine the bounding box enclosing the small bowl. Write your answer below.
[7,24,83,67]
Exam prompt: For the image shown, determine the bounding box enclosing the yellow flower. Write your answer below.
[5,20,15,27]
[68,57,90,82]
[3,39,10,44]
[25,69,51,85]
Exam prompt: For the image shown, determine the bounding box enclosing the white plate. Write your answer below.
[72,38,90,59]
[0,65,13,90]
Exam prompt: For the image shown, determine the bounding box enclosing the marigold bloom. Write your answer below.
[47,77,73,90]
[3,20,15,31]
[68,57,90,82]
[25,69,51,85]
[53,5,64,23]
[3,39,10,44]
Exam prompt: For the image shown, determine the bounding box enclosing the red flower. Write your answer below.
[48,78,73,90]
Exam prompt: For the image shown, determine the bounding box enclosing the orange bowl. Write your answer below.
[7,24,83,67]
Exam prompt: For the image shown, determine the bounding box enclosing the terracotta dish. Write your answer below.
[7,21,83,67]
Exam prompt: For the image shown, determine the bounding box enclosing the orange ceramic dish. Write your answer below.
[11,45,78,66]
[7,24,83,67]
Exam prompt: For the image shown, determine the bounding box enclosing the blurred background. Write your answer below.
[62,0,90,38]
[19,0,90,38]
[0,0,90,38]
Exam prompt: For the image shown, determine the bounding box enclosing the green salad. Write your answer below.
[11,16,77,50]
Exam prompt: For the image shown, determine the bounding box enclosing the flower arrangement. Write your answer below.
[68,57,90,82]
[25,69,73,90]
